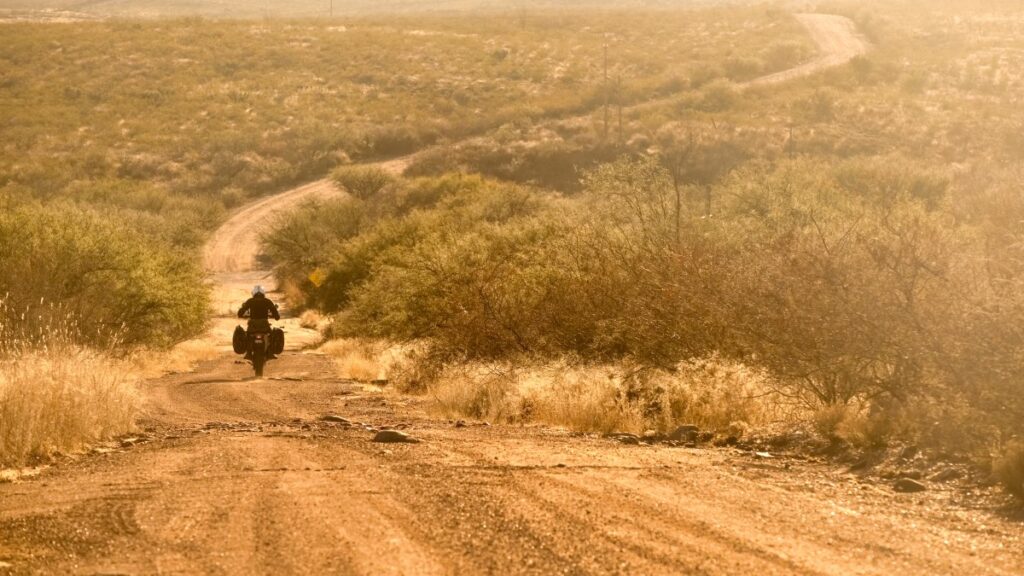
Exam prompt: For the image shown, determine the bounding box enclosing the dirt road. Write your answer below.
[1,356,1022,575]
[3,14,1022,576]
[749,14,869,87]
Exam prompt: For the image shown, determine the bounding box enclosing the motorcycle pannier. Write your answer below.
[232,325,247,355]
[270,328,285,355]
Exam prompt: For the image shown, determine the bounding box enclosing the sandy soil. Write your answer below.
[4,14,1022,576]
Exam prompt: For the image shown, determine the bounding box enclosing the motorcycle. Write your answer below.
[233,320,284,378]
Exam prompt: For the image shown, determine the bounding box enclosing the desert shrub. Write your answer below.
[995,442,1024,500]
[274,175,550,316]
[407,136,624,192]
[697,79,739,112]
[299,310,323,330]
[428,363,526,423]
[799,89,838,122]
[262,197,368,309]
[723,56,763,80]
[648,358,785,432]
[320,338,390,381]
[337,193,560,354]
[331,166,396,200]
[0,204,209,349]
[812,404,851,442]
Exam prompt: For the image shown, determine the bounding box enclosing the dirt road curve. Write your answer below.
[2,14,1022,576]
[749,14,868,87]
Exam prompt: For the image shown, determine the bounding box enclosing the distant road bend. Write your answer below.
[10,15,1021,576]
[202,13,869,281]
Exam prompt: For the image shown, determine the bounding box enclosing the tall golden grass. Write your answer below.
[425,357,793,434]
[320,338,420,382]
[0,299,140,467]
[0,348,138,467]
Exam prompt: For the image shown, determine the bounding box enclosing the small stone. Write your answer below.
[319,414,352,424]
[0,561,12,568]
[754,451,773,459]
[371,379,389,385]
[900,445,919,460]
[372,430,421,444]
[931,468,962,482]
[454,420,467,428]
[893,478,927,493]
[898,469,923,480]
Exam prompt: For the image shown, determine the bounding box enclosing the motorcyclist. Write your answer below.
[238,285,280,359]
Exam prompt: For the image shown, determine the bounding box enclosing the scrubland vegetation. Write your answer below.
[0,8,808,465]
[267,1,1024,497]
[0,7,806,344]
[4,0,1022,499]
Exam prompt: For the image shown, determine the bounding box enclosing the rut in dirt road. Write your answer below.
[4,14,1022,576]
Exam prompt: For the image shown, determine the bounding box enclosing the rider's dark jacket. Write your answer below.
[238,293,280,322]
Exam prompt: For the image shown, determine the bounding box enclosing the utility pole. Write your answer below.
[616,74,623,145]
[603,43,609,141]
[330,0,334,17]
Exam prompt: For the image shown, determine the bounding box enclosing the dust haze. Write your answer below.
[1,0,1022,574]
[0,0,740,19]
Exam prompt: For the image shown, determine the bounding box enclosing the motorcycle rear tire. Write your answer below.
[232,326,247,355]
[253,349,266,378]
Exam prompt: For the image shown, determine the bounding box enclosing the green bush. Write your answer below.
[332,166,396,201]
[0,204,209,349]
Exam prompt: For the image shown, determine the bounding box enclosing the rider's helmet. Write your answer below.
[252,285,266,296]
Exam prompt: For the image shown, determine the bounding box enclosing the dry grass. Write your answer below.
[319,338,419,382]
[131,339,220,378]
[424,357,791,434]
[299,310,324,330]
[996,442,1024,500]
[0,347,139,467]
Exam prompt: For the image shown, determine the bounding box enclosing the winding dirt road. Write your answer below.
[750,14,868,87]
[3,14,1022,576]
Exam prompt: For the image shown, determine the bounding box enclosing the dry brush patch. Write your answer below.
[424,357,790,435]
[0,348,139,468]
[319,338,422,383]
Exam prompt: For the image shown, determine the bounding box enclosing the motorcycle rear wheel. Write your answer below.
[253,349,266,378]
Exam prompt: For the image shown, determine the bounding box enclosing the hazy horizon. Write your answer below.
[0,0,746,19]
